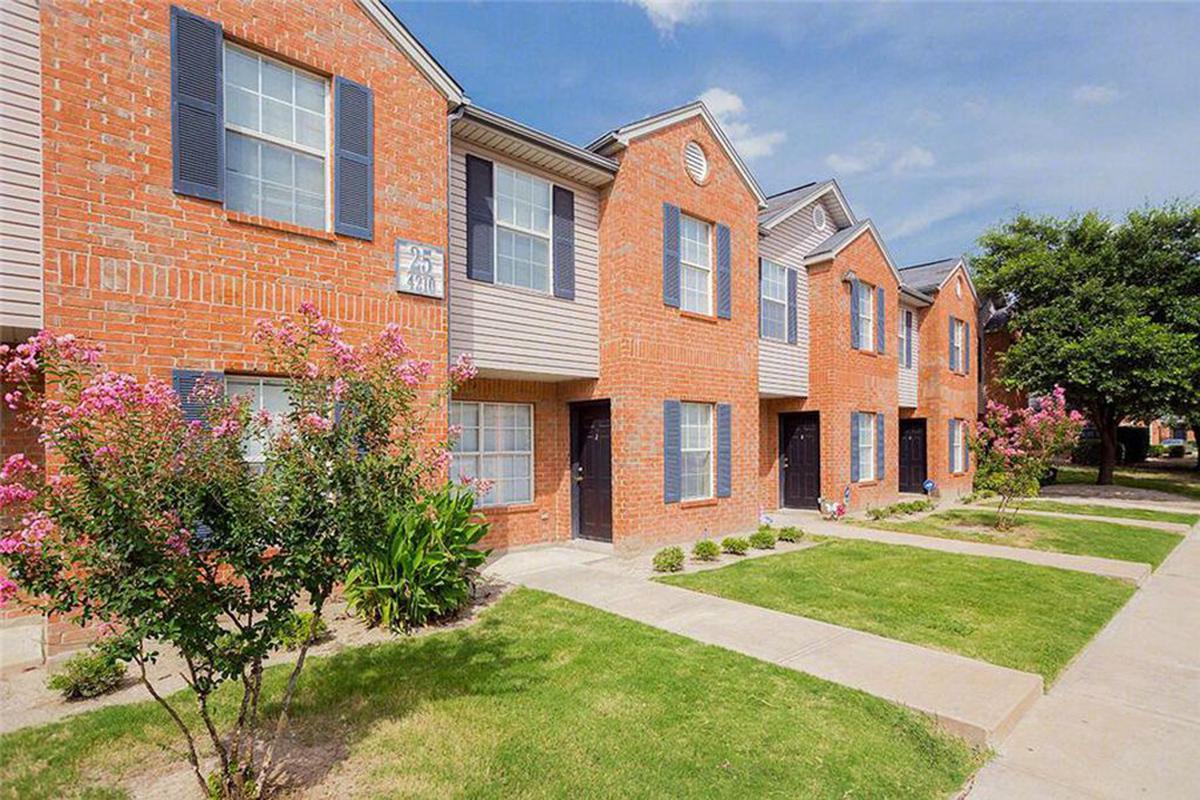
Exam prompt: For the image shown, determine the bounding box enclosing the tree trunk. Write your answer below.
[1097,414,1119,485]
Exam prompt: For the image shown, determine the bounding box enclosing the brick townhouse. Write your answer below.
[1,0,978,665]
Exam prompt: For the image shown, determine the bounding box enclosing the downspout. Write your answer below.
[445,103,467,442]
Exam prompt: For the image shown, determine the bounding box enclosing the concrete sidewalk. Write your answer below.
[485,546,1042,747]
[770,510,1152,585]
[961,504,1194,532]
[968,522,1200,798]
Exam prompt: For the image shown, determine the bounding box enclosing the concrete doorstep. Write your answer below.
[485,547,1043,747]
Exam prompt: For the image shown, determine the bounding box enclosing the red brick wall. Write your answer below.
[913,266,979,498]
[766,232,901,511]
[593,117,762,549]
[983,328,1027,410]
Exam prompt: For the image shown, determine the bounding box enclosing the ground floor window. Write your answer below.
[225,375,292,465]
[950,418,968,473]
[854,411,877,482]
[450,401,534,506]
[681,401,713,500]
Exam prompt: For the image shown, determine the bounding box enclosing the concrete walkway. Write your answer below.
[485,546,1042,746]
[968,521,1200,798]
[961,504,1195,533]
[769,510,1152,585]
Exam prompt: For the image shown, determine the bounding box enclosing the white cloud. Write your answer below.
[890,188,1001,239]
[626,0,705,35]
[891,145,936,173]
[1072,84,1120,105]
[698,86,786,160]
[824,142,887,175]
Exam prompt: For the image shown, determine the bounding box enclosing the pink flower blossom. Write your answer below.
[0,454,37,481]
[164,529,191,556]
[449,352,477,384]
[0,483,36,509]
[299,412,333,433]
[331,377,349,401]
[0,577,17,607]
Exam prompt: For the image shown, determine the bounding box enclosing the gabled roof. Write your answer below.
[899,257,979,303]
[453,105,618,187]
[759,179,856,231]
[803,218,904,284]
[587,101,767,208]
[356,0,466,104]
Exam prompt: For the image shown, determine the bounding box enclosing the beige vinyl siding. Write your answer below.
[449,142,600,380]
[898,303,920,407]
[0,0,43,335]
[756,199,842,397]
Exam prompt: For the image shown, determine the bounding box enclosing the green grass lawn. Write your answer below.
[1004,499,1198,527]
[868,509,1183,568]
[1057,465,1200,501]
[659,540,1134,682]
[0,589,983,800]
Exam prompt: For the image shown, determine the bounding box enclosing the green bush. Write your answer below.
[47,645,126,700]
[1169,444,1187,459]
[652,546,685,572]
[865,499,934,520]
[775,526,803,543]
[345,485,490,633]
[748,529,777,550]
[722,536,749,555]
[1147,444,1167,458]
[278,611,330,650]
[691,539,720,561]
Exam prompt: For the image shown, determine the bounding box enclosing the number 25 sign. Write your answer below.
[394,239,445,299]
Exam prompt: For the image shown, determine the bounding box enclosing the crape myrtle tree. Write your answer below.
[973,203,1200,484]
[0,305,477,799]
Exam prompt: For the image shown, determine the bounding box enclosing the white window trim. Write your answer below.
[680,214,713,316]
[856,281,875,350]
[899,309,915,369]
[222,42,333,231]
[951,419,968,474]
[451,400,535,508]
[856,411,877,482]
[680,401,714,501]
[492,162,555,296]
[760,259,789,342]
[951,317,964,373]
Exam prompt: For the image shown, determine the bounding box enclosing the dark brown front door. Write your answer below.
[780,412,820,509]
[899,419,928,493]
[572,402,612,542]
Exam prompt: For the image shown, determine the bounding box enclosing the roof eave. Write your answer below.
[761,179,857,231]
[454,105,619,184]
[356,0,466,105]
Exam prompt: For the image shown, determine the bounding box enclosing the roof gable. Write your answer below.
[356,0,465,104]
[760,179,856,231]
[587,101,767,207]
[803,219,903,285]
[899,257,979,303]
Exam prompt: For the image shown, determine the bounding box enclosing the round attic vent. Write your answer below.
[812,204,827,230]
[684,141,708,184]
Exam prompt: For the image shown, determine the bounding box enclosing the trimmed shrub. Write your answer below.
[775,526,803,543]
[1148,444,1167,458]
[721,536,749,556]
[865,499,934,520]
[278,611,330,650]
[691,539,720,561]
[748,529,777,550]
[47,646,126,700]
[652,546,685,573]
[1169,444,1186,459]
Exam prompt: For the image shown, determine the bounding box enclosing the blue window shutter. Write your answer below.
[850,279,861,349]
[663,400,681,503]
[875,286,886,353]
[716,403,732,497]
[662,203,681,308]
[333,76,374,240]
[963,321,971,375]
[170,6,223,202]
[876,413,885,480]
[850,412,861,482]
[552,186,575,300]
[716,223,731,319]
[172,369,224,424]
[905,310,914,368]
[949,419,956,472]
[465,154,494,283]
[786,268,798,344]
[948,316,958,371]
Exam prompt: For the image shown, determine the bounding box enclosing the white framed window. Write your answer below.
[680,402,713,500]
[855,412,877,482]
[450,401,534,506]
[760,259,789,342]
[680,214,712,315]
[494,164,553,293]
[225,375,293,464]
[898,309,914,368]
[950,317,965,372]
[223,44,329,230]
[855,281,875,350]
[951,419,968,473]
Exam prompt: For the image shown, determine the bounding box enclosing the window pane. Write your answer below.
[761,299,786,341]
[226,172,259,216]
[294,72,324,112]
[226,132,259,177]
[295,109,325,150]
[225,47,258,90]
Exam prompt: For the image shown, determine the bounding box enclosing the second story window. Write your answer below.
[495,165,553,293]
[680,215,712,314]
[223,44,328,230]
[760,259,788,341]
[950,317,965,372]
[899,309,915,368]
[854,280,875,350]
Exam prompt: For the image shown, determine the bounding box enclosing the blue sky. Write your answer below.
[391,1,1200,265]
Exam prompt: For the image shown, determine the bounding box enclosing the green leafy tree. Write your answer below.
[974,206,1199,484]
